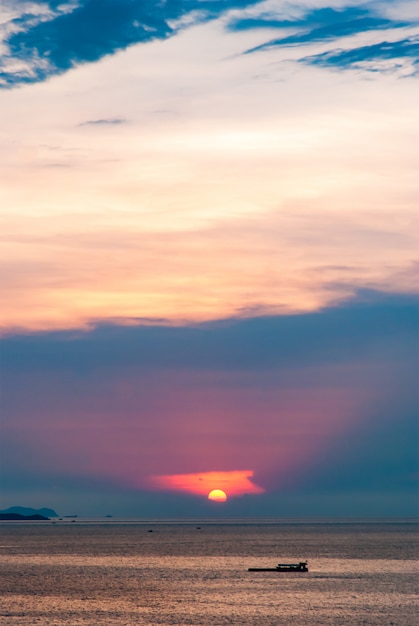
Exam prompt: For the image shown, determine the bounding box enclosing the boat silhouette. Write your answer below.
[248,561,308,572]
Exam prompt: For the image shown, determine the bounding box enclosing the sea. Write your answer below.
[0,519,417,625]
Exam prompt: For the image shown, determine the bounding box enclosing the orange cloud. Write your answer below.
[1,23,418,336]
[149,470,265,498]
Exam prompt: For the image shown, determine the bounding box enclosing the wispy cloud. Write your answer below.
[0,0,261,87]
[78,117,128,126]
[301,35,419,75]
[232,6,402,39]
[237,3,419,76]
[2,2,418,86]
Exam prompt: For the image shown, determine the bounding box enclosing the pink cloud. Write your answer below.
[148,470,265,498]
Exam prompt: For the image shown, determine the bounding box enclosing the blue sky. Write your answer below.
[1,1,418,85]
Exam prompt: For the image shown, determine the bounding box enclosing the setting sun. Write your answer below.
[149,470,265,498]
[208,489,227,502]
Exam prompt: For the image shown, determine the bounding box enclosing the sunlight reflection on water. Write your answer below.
[0,522,417,625]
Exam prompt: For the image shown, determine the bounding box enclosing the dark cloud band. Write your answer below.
[2,289,418,515]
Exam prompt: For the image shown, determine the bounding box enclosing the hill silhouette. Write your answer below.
[0,512,49,521]
[0,506,58,518]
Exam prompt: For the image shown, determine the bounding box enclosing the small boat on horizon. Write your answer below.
[248,561,308,572]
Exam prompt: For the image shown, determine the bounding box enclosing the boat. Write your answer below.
[248,561,308,572]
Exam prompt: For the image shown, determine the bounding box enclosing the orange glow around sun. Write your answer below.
[149,469,265,498]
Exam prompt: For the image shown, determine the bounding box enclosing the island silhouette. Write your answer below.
[0,506,58,521]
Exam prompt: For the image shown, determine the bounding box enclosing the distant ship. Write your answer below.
[248,561,308,572]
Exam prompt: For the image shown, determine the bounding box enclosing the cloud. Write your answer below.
[1,290,417,516]
[0,0,170,86]
[232,6,401,40]
[2,196,418,334]
[3,289,417,372]
[78,117,128,126]
[0,0,261,87]
[238,3,419,76]
[3,2,417,87]
[301,35,419,74]
[150,470,265,497]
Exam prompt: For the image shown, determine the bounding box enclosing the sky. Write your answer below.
[0,0,418,518]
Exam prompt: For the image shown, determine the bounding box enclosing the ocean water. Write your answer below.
[0,520,417,625]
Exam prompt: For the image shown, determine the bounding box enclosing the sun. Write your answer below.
[208,489,227,502]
